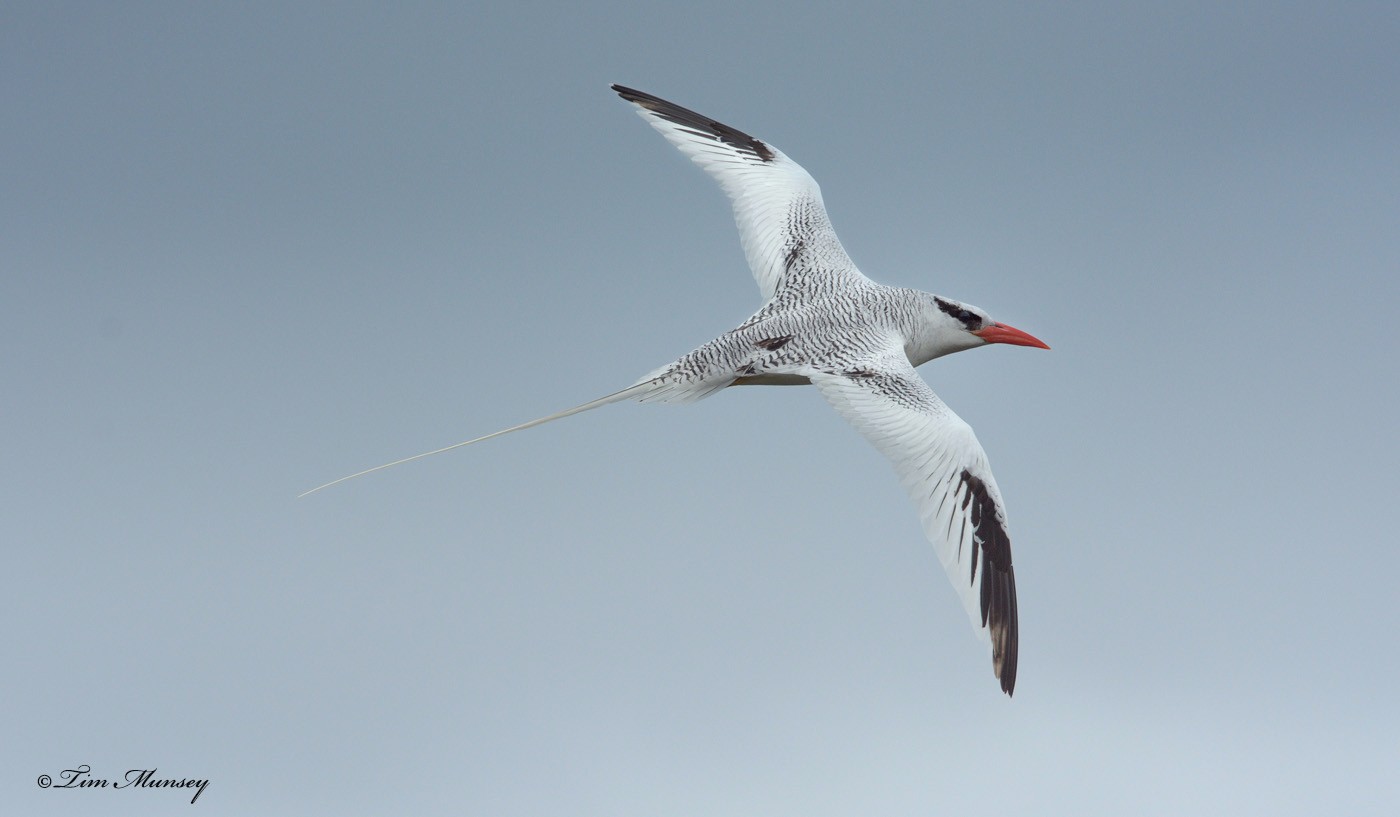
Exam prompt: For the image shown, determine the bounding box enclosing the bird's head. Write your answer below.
[908,295,1050,366]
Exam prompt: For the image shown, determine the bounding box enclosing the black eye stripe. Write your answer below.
[936,297,982,329]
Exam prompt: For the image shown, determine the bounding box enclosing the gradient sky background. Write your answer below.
[5,2,1398,815]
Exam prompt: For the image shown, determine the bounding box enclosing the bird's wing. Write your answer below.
[807,344,1020,695]
[613,85,869,302]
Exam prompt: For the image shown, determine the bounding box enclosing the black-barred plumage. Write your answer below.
[303,86,1049,696]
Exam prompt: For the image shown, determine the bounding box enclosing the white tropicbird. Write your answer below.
[305,85,1049,695]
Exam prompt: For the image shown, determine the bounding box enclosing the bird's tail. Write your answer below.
[298,379,658,497]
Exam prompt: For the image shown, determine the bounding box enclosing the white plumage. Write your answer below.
[304,85,1050,695]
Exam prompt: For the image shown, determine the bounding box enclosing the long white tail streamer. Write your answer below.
[299,382,653,497]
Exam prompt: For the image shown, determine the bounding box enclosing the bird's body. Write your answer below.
[305,85,1049,695]
[638,284,966,397]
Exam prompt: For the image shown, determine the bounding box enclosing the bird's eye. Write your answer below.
[957,310,979,325]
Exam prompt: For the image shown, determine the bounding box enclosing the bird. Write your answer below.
[303,85,1049,695]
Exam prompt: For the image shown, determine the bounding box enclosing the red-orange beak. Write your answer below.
[972,322,1050,349]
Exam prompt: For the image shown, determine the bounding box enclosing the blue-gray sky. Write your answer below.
[5,2,1398,815]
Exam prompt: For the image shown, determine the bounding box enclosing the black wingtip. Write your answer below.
[956,468,1019,697]
[611,84,661,106]
[608,84,775,163]
[996,564,1019,696]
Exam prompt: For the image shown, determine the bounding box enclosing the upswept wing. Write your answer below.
[613,85,868,302]
[808,345,1020,694]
